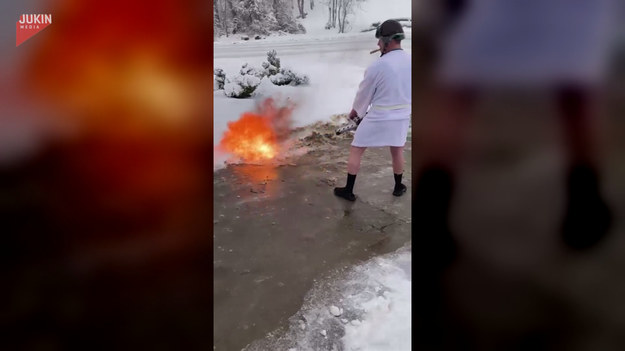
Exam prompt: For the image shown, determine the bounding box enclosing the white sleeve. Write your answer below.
[351,64,379,117]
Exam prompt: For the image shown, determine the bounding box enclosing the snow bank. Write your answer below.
[342,249,412,351]
[242,245,412,351]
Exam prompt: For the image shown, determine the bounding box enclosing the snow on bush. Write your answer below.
[270,68,310,86]
[240,63,266,79]
[221,51,309,98]
[263,50,281,75]
[262,61,279,77]
[224,73,262,98]
[264,50,309,86]
[268,50,281,70]
[214,68,227,90]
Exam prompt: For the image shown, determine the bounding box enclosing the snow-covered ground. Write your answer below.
[242,245,411,351]
[214,0,412,169]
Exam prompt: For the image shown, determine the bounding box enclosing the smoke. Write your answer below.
[255,97,296,143]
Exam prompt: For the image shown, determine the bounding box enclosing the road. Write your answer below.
[214,32,412,58]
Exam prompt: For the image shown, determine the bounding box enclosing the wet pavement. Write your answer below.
[213,123,412,350]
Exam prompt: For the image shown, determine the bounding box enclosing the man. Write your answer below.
[414,0,616,260]
[334,19,411,202]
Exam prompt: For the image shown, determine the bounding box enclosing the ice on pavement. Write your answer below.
[242,245,411,351]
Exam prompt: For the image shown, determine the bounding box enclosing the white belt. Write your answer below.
[372,104,411,111]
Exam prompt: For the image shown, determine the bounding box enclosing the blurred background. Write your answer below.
[1,0,213,349]
[411,1,625,350]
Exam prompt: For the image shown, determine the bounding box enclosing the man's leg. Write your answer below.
[557,85,611,249]
[390,146,407,196]
[334,146,367,201]
[413,86,477,349]
[414,87,477,265]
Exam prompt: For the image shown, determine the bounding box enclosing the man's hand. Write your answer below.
[349,109,359,120]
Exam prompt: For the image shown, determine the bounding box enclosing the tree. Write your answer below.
[324,0,355,33]
[337,0,354,33]
[325,0,338,29]
[297,0,307,18]
[214,0,302,37]
[214,0,230,37]
[273,0,301,33]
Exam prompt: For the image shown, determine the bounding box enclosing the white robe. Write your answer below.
[438,0,618,87]
[351,49,412,147]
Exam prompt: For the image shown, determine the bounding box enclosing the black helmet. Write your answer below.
[375,19,405,42]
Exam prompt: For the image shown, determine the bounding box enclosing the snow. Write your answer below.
[339,248,412,351]
[341,251,412,351]
[242,246,411,351]
[299,0,411,37]
[213,0,412,43]
[329,305,343,317]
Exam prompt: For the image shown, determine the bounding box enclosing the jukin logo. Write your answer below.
[16,14,52,47]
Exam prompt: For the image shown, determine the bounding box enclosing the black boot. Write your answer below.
[393,173,407,196]
[562,164,612,249]
[413,165,456,268]
[334,173,357,201]
[413,165,456,349]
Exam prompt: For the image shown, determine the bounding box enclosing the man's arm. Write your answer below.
[351,65,379,118]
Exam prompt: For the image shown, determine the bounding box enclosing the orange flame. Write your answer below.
[220,98,295,163]
[221,113,279,162]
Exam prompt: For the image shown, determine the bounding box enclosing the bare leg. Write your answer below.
[390,146,404,174]
[413,86,477,267]
[347,146,367,175]
[557,85,601,166]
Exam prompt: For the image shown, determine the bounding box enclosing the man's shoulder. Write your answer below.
[387,49,410,60]
[379,50,410,62]
[366,59,385,74]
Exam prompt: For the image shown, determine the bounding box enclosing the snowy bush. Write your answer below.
[261,51,309,86]
[270,68,310,86]
[240,63,265,79]
[221,51,308,98]
[224,74,261,98]
[259,50,281,77]
[261,61,279,77]
[214,68,226,90]
[266,50,281,71]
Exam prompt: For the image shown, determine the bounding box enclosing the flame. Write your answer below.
[219,98,295,163]
[221,113,279,162]
[21,0,211,136]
